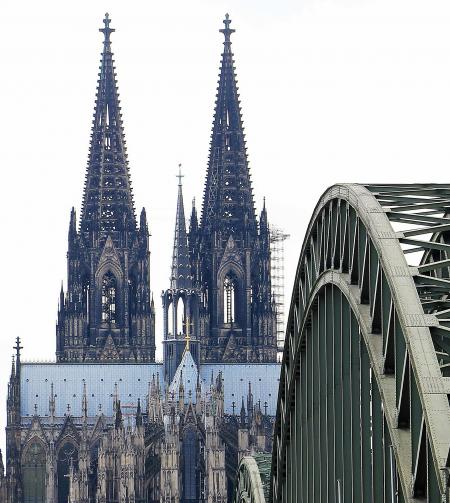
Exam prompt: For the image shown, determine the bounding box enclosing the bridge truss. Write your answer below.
[270,184,450,502]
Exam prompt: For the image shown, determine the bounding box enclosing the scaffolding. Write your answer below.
[270,226,290,354]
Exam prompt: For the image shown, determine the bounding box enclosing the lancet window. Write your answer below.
[23,441,46,503]
[224,274,236,324]
[101,271,117,324]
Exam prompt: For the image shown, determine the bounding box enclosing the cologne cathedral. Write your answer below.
[3,14,280,503]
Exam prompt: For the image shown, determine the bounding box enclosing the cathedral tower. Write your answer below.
[163,167,201,383]
[190,15,277,363]
[56,14,155,362]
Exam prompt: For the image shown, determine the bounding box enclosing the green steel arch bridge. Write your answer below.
[235,184,450,503]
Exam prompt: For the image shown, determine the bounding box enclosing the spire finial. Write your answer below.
[100,13,115,43]
[177,164,184,187]
[220,13,235,46]
[14,337,23,364]
[219,13,236,47]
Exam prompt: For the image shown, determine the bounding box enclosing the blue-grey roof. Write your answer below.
[169,349,199,398]
[20,361,281,419]
[201,364,280,416]
[21,363,163,418]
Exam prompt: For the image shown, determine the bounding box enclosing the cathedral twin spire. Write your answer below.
[57,14,155,362]
[201,14,256,236]
[80,13,136,244]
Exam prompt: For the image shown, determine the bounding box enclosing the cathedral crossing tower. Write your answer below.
[56,14,155,362]
[190,15,277,363]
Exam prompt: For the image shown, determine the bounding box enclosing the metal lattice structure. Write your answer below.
[270,226,290,352]
[270,184,450,502]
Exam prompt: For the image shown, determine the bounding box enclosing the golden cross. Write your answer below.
[184,317,192,352]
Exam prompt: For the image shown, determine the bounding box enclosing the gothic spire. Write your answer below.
[170,165,192,289]
[80,13,136,243]
[201,14,256,236]
[136,398,143,427]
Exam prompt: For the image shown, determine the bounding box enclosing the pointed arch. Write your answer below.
[22,439,46,503]
[218,264,243,325]
[57,440,79,503]
[88,439,101,501]
[167,297,174,336]
[182,426,200,501]
[176,296,185,335]
[101,270,117,324]
[223,274,236,324]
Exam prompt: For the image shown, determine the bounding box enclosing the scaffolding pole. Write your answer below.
[270,226,290,354]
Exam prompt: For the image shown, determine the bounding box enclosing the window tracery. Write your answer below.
[23,441,46,503]
[101,271,117,324]
[224,274,236,324]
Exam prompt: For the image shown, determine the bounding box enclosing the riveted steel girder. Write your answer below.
[270,184,450,502]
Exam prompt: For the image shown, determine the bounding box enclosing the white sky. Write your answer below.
[1,0,450,449]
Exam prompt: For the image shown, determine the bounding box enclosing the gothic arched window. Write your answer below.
[57,442,78,503]
[223,274,236,324]
[23,441,46,503]
[177,297,185,336]
[101,271,117,324]
[182,428,199,501]
[88,441,100,501]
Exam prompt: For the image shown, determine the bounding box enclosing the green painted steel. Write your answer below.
[270,184,450,502]
[234,456,267,503]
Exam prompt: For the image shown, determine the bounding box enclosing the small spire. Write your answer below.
[14,337,22,376]
[10,355,15,378]
[179,370,184,392]
[156,372,161,393]
[100,13,115,44]
[14,337,22,363]
[0,449,4,476]
[140,207,148,232]
[49,383,55,417]
[136,398,143,427]
[240,397,246,426]
[171,164,192,289]
[69,207,77,241]
[115,400,123,429]
[177,163,184,187]
[220,13,235,48]
[190,198,198,234]
[82,382,88,418]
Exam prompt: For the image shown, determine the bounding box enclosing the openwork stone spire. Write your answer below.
[171,165,192,289]
[201,14,256,236]
[80,13,136,243]
[57,15,155,363]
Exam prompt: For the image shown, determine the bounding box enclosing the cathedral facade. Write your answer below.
[3,14,280,503]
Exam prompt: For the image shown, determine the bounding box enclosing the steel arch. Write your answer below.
[234,457,267,503]
[271,184,450,502]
